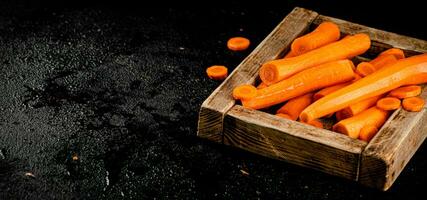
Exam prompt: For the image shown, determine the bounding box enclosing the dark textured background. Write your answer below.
[0,1,426,199]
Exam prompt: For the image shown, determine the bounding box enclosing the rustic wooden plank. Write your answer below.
[313,15,427,57]
[197,7,319,142]
[223,105,367,180]
[359,85,427,190]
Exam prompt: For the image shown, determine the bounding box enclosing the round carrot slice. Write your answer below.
[402,97,425,112]
[359,125,379,142]
[227,37,250,51]
[276,113,292,120]
[206,65,228,80]
[232,85,257,100]
[376,97,401,110]
[389,85,421,99]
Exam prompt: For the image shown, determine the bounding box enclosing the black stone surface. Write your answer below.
[0,1,426,199]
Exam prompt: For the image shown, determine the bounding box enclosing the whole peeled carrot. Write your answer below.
[259,33,370,85]
[333,107,390,139]
[290,22,340,56]
[300,53,427,122]
[276,93,313,120]
[243,60,355,109]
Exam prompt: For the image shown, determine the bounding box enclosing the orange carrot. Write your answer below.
[379,48,405,59]
[300,53,427,122]
[232,85,257,100]
[333,107,390,139]
[276,93,313,120]
[290,22,340,56]
[340,95,383,118]
[389,85,421,99]
[243,60,355,109]
[257,82,268,89]
[227,37,250,51]
[276,113,293,120]
[376,97,401,110]
[313,82,351,101]
[356,54,398,77]
[302,119,324,129]
[206,65,228,80]
[359,125,379,142]
[259,34,371,85]
[284,50,296,58]
[402,97,425,112]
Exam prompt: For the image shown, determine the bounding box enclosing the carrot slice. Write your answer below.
[232,85,257,100]
[290,22,340,56]
[276,113,293,120]
[206,65,228,80]
[379,48,405,59]
[300,53,427,122]
[257,82,268,89]
[359,125,379,142]
[302,119,323,129]
[376,97,401,110]
[333,107,390,139]
[389,85,422,99]
[335,110,349,121]
[276,93,313,120]
[259,34,370,85]
[243,60,355,109]
[402,97,425,112]
[356,54,397,77]
[341,95,383,118]
[227,37,250,51]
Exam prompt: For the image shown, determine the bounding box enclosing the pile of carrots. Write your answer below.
[232,22,426,142]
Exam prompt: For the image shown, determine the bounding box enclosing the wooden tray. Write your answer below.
[197,7,427,191]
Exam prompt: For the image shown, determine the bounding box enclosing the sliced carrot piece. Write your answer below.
[335,110,349,121]
[206,65,228,80]
[302,119,323,129]
[232,85,257,100]
[359,125,379,142]
[341,95,383,118]
[257,82,268,89]
[379,48,405,59]
[376,97,401,110]
[402,97,425,112]
[227,37,250,51]
[276,113,293,120]
[356,54,397,77]
[276,93,313,120]
[389,85,422,99]
[333,107,390,139]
